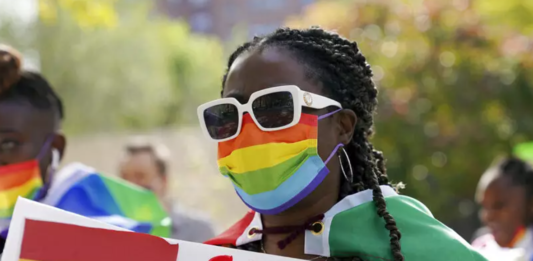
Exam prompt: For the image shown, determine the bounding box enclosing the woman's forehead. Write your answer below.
[224,47,323,101]
[485,175,527,199]
[0,101,54,134]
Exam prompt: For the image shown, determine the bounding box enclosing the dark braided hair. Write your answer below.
[0,45,64,122]
[221,27,403,261]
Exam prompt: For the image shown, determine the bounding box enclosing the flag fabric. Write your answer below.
[39,163,171,237]
[206,185,488,261]
[19,219,178,261]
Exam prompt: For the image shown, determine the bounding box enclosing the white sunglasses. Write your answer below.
[197,85,342,142]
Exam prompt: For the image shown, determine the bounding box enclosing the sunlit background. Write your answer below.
[1,0,532,241]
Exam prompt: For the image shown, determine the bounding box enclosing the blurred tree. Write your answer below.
[0,0,224,134]
[287,0,533,239]
[39,0,118,29]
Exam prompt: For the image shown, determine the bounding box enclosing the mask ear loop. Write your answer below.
[317,108,342,120]
[36,136,54,160]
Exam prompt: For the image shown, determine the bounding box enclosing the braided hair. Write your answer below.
[221,27,403,261]
[0,45,64,122]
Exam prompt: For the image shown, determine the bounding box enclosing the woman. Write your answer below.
[0,45,170,253]
[199,27,486,260]
[473,156,533,261]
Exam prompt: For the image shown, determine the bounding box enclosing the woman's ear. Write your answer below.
[337,109,357,145]
[51,133,66,161]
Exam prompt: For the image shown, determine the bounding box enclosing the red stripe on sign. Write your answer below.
[20,219,179,261]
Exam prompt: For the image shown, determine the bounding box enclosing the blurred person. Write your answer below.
[200,27,486,261]
[0,45,170,254]
[472,157,533,260]
[472,226,491,242]
[119,137,215,242]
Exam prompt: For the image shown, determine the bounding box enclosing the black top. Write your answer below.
[0,237,5,254]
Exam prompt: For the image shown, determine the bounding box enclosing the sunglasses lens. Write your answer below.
[251,91,294,129]
[203,104,239,140]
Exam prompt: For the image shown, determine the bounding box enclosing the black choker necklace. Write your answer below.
[251,214,324,250]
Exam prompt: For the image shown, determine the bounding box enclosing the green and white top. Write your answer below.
[206,185,488,261]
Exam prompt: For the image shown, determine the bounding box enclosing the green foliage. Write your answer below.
[288,0,533,236]
[1,0,224,134]
[39,0,119,29]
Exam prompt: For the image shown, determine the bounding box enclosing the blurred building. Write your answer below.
[156,0,315,40]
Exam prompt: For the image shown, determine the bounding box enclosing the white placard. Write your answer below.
[2,197,303,261]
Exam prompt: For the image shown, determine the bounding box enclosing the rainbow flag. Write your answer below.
[0,161,42,223]
[19,219,178,261]
[37,163,171,237]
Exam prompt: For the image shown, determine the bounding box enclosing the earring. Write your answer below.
[338,147,353,183]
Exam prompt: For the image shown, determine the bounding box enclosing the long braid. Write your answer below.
[223,27,403,261]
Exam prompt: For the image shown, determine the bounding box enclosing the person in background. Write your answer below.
[0,44,171,254]
[119,137,215,242]
[472,156,533,261]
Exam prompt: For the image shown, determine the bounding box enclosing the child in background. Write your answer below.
[0,45,170,253]
[473,150,533,261]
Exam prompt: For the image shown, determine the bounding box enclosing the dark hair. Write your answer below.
[125,137,170,177]
[222,27,403,261]
[493,157,533,198]
[0,45,64,121]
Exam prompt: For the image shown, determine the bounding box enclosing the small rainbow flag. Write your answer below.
[39,163,171,237]
[0,161,42,220]
[19,219,179,261]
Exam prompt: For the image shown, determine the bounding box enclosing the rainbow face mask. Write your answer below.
[0,138,58,237]
[0,160,43,218]
[218,112,342,214]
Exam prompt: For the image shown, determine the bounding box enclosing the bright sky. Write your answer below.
[0,0,40,71]
[0,0,38,24]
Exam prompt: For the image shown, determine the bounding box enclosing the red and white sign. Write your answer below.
[2,198,302,261]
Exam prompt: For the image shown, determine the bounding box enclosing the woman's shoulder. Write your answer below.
[205,191,488,261]
[386,195,488,260]
[321,192,488,260]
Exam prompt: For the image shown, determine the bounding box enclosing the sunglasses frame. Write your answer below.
[197,85,342,142]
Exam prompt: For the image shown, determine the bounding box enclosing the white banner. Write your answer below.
[2,198,303,261]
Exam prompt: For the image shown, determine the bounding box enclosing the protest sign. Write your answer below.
[2,198,303,261]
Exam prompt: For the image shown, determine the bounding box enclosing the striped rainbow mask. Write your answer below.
[218,112,342,214]
[0,137,58,239]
